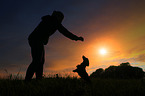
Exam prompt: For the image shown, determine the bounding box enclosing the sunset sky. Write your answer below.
[1,0,145,78]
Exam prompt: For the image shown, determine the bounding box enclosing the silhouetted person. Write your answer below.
[73,56,91,83]
[25,11,84,81]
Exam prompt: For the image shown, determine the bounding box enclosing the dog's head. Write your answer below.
[82,56,89,66]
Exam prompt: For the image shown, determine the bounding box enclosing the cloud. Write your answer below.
[134,54,145,62]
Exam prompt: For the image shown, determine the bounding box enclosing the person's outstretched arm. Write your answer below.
[58,24,84,41]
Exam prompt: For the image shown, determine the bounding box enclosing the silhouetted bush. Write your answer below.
[90,62,145,79]
[90,68,104,78]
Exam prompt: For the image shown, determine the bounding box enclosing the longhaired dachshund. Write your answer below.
[73,56,91,83]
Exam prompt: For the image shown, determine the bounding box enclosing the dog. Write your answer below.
[73,56,91,83]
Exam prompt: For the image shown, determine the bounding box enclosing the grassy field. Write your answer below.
[0,77,145,96]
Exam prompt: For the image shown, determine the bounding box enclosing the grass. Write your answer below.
[0,77,145,96]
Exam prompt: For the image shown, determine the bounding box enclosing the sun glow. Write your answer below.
[99,48,107,55]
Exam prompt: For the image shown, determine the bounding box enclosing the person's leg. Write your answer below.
[36,46,45,80]
[25,42,44,81]
[25,62,35,81]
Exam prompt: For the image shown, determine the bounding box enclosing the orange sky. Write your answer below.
[43,1,145,76]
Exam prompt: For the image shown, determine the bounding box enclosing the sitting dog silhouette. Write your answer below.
[73,56,91,83]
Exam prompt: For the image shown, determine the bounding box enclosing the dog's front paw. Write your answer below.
[73,69,77,72]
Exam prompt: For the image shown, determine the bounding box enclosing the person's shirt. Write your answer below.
[28,15,79,45]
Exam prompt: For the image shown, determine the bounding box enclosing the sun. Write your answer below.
[99,48,107,55]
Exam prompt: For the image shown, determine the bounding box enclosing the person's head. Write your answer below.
[52,11,64,23]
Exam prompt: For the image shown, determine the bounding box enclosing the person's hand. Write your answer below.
[78,37,84,41]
